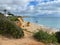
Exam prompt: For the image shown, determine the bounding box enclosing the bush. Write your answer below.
[0,14,24,39]
[55,32,60,43]
[7,16,18,21]
[33,30,57,43]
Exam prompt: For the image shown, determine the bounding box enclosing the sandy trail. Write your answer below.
[0,30,45,45]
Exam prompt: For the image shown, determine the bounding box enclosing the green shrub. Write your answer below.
[33,30,57,43]
[55,32,60,43]
[7,16,18,21]
[0,14,24,39]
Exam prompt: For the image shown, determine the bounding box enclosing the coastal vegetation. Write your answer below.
[33,29,60,45]
[55,32,60,43]
[0,13,24,39]
[7,15,22,21]
[33,30,57,43]
[7,16,19,21]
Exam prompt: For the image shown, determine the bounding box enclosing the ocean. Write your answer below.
[23,17,60,29]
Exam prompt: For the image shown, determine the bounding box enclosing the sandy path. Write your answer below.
[0,30,45,45]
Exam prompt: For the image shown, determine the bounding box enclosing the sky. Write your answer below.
[0,0,60,16]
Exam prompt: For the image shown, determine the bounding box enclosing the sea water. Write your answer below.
[23,17,60,29]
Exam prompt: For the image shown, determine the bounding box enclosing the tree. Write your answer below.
[4,9,7,14]
[7,12,14,16]
[55,32,60,43]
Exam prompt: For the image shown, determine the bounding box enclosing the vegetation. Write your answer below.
[7,12,14,16]
[7,15,22,21]
[0,13,24,39]
[3,9,7,14]
[3,9,14,16]
[55,32,60,43]
[33,30,57,43]
[7,16,19,21]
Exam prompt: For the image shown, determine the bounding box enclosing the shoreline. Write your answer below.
[27,22,60,32]
[23,17,60,29]
[35,23,60,33]
[30,22,60,29]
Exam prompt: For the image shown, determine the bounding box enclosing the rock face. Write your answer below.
[17,17,31,28]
